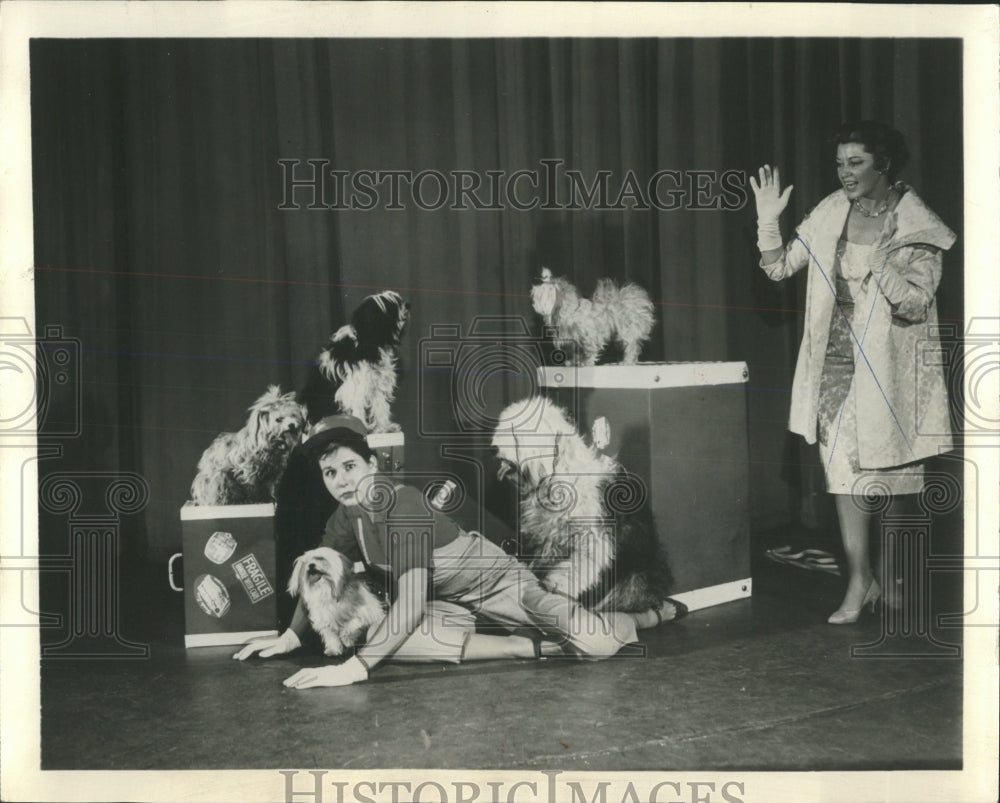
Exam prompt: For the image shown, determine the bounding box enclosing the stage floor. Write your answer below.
[38,537,963,772]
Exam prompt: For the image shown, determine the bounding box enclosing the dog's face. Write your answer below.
[530,269,579,320]
[248,386,307,452]
[492,397,577,488]
[530,270,559,317]
[352,290,410,347]
[287,546,351,600]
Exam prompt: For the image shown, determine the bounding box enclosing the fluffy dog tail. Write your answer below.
[593,279,654,323]
[594,278,655,363]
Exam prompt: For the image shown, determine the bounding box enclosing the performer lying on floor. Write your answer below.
[233,414,683,688]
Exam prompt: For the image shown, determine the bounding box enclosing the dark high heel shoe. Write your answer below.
[827,579,881,625]
[655,597,688,625]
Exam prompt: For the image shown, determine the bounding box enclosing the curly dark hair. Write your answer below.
[316,436,375,466]
[835,120,910,181]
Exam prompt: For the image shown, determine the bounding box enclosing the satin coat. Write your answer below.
[762,186,956,469]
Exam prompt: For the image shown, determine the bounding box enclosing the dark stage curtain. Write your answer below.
[30,38,963,561]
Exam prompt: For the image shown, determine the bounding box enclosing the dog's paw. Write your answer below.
[322,638,346,657]
[382,422,402,433]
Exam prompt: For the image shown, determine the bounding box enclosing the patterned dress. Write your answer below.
[816,239,924,495]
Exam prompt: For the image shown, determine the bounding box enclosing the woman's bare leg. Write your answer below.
[834,494,876,611]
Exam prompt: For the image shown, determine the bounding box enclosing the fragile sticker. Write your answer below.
[231,553,274,604]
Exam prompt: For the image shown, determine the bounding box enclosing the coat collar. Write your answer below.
[879,184,956,251]
[819,184,957,252]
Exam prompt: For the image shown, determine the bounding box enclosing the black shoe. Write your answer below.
[656,597,688,624]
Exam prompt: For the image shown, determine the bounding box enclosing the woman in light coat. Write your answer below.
[751,120,955,623]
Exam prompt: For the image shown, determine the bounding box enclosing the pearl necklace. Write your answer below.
[854,190,893,218]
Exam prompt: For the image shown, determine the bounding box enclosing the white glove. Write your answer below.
[232,629,301,661]
[749,165,793,251]
[283,656,369,689]
[756,216,783,253]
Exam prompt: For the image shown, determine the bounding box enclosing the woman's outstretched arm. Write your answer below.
[282,568,429,689]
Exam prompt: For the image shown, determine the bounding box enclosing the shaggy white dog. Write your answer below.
[492,396,677,615]
[287,547,386,656]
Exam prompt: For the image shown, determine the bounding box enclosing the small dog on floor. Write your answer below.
[288,547,387,656]
[531,267,655,365]
[298,290,410,433]
[188,385,306,506]
[492,396,676,615]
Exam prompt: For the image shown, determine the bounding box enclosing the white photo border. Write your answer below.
[1,3,997,802]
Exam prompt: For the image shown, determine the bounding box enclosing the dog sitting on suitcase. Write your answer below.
[188,385,307,506]
[492,396,685,622]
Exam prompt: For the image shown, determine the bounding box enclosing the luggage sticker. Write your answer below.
[204,531,237,564]
[193,573,231,618]
[231,553,274,604]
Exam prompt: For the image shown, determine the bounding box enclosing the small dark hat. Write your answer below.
[302,414,370,458]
